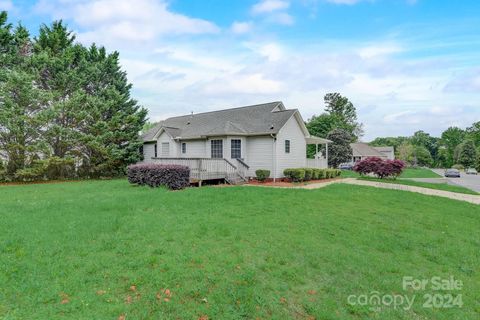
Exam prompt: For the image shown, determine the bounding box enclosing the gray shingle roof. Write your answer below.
[142,102,297,141]
[373,146,394,153]
[350,143,386,157]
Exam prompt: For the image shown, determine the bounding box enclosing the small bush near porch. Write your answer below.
[127,163,190,190]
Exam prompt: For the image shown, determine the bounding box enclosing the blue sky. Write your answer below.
[2,0,480,140]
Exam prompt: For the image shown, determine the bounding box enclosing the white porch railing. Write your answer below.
[306,158,328,169]
[150,157,247,183]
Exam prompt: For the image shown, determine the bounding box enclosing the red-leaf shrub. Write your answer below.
[128,163,190,190]
[353,157,405,179]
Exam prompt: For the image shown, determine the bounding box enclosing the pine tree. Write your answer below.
[0,22,48,176]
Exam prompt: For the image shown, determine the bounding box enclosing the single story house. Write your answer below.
[141,102,331,184]
[350,143,395,163]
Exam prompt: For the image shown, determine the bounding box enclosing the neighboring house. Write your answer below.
[350,142,395,163]
[374,146,395,160]
[141,102,331,183]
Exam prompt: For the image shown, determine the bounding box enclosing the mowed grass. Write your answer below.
[399,168,441,178]
[1,180,479,320]
[359,177,479,195]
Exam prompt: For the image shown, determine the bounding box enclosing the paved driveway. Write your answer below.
[431,169,480,192]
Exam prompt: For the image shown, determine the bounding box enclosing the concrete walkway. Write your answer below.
[339,178,480,205]
[251,178,480,205]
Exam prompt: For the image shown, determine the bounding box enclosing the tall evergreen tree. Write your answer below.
[0,13,147,180]
[326,129,353,168]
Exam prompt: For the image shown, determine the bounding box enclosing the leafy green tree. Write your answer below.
[436,147,451,168]
[324,93,363,138]
[306,93,363,145]
[326,129,353,168]
[411,130,438,161]
[466,122,480,147]
[440,127,465,165]
[455,140,477,168]
[397,142,433,167]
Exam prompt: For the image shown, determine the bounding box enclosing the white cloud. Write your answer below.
[0,0,13,11]
[358,44,403,58]
[231,21,253,34]
[267,12,295,25]
[325,0,365,4]
[251,0,290,14]
[34,0,219,45]
[202,73,283,95]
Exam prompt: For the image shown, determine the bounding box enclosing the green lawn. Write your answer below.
[1,180,479,319]
[399,168,441,178]
[359,177,479,195]
[339,170,360,178]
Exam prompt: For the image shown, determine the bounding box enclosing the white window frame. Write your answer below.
[211,139,223,158]
[161,142,170,156]
[231,139,241,159]
[285,140,290,153]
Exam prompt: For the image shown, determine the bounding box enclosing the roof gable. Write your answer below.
[351,143,386,157]
[142,102,298,141]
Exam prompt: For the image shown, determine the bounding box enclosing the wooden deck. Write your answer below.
[149,157,249,184]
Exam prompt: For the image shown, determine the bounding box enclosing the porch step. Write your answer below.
[225,174,247,185]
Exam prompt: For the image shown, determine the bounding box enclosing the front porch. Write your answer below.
[306,135,330,169]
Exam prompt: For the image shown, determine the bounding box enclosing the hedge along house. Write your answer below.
[141,102,331,184]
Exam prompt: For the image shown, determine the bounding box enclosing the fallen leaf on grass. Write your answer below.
[198,315,209,320]
[60,293,69,304]
[125,295,132,304]
[96,290,106,295]
[279,297,287,304]
[118,314,126,320]
[307,290,317,295]
[130,285,137,292]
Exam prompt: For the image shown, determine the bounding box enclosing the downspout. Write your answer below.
[271,134,276,182]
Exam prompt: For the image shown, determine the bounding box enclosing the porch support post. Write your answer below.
[325,143,329,168]
[315,144,319,167]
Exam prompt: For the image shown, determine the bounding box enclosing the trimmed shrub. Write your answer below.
[128,163,190,190]
[317,169,325,179]
[284,168,305,182]
[303,168,313,181]
[353,157,405,179]
[311,169,319,180]
[255,169,270,182]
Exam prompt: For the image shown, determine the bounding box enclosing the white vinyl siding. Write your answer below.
[156,131,178,157]
[275,115,307,177]
[181,140,206,158]
[143,143,156,162]
[245,136,274,177]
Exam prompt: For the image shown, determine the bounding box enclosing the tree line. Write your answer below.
[305,93,479,170]
[0,12,147,181]
[370,124,480,169]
